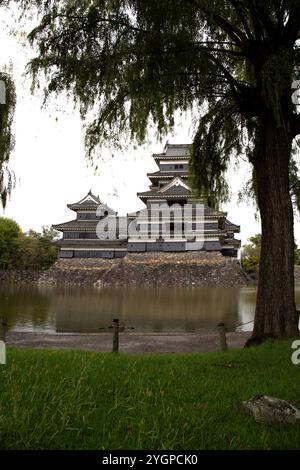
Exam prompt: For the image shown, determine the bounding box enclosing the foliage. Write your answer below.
[242,233,300,271]
[243,234,262,256]
[0,71,16,208]
[1,341,300,449]
[0,217,59,269]
[290,146,300,211]
[0,0,17,207]
[241,255,259,275]
[295,248,300,266]
[17,0,300,209]
[241,234,261,274]
[0,217,22,268]
[15,227,59,269]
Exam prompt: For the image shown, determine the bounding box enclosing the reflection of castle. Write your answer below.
[53,143,241,258]
[54,286,240,333]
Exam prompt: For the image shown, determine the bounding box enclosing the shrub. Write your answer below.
[0,218,59,270]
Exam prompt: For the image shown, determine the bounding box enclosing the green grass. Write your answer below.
[1,341,300,450]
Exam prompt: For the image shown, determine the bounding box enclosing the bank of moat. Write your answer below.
[36,252,249,287]
[53,143,241,259]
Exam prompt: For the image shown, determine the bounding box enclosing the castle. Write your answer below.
[53,143,240,258]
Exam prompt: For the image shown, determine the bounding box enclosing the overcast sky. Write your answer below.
[0,7,299,247]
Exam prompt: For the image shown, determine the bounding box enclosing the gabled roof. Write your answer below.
[137,176,192,199]
[67,190,117,214]
[159,176,191,193]
[76,190,101,205]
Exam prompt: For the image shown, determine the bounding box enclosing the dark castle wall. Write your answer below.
[159,163,189,171]
[63,232,99,239]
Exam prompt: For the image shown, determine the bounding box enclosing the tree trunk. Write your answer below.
[246,122,299,346]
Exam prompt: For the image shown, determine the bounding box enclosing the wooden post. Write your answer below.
[112,318,119,353]
[217,322,227,352]
[0,317,7,342]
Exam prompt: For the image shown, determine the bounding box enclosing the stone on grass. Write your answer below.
[242,395,300,424]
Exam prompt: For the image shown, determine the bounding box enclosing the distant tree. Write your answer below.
[242,233,300,272]
[40,226,60,243]
[16,235,58,270]
[295,248,300,266]
[0,217,21,268]
[19,1,300,343]
[0,218,59,269]
[17,227,59,270]
[241,234,261,274]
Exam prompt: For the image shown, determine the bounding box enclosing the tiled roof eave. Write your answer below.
[148,173,189,179]
[223,238,241,246]
[153,155,190,160]
[225,225,240,232]
[137,193,193,198]
[53,226,100,231]
[67,204,98,210]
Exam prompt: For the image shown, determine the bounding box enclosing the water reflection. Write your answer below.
[0,283,54,332]
[0,283,299,333]
[53,287,240,332]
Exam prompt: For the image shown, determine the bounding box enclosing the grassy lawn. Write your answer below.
[1,341,300,450]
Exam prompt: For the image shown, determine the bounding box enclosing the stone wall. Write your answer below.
[36,252,249,287]
[1,258,298,287]
[0,269,42,284]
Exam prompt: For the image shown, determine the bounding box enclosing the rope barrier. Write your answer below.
[97,319,254,333]
[234,319,254,328]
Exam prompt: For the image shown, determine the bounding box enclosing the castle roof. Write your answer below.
[224,219,240,232]
[152,143,191,160]
[53,219,100,231]
[147,170,189,179]
[137,176,193,200]
[67,190,116,214]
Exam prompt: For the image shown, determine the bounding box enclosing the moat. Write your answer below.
[1,283,300,334]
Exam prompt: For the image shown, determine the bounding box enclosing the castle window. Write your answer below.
[79,232,90,239]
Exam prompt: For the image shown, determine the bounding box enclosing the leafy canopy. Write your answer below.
[0,217,21,268]
[0,217,59,269]
[242,233,300,272]
[19,0,300,206]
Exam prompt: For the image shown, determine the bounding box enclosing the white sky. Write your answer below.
[0,7,299,247]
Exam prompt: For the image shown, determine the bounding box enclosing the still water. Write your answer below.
[0,283,299,334]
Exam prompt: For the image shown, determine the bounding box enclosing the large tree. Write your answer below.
[20,0,300,343]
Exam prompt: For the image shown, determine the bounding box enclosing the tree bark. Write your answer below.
[246,121,299,345]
